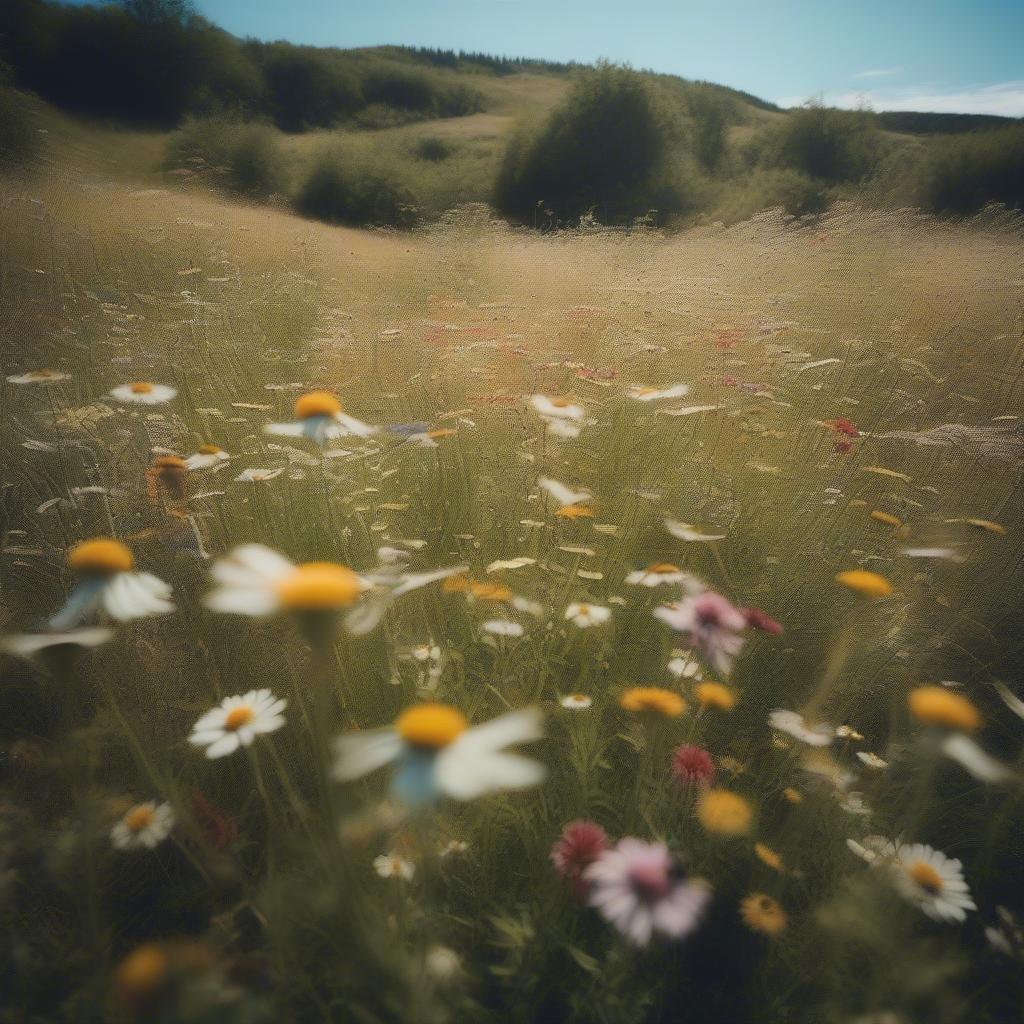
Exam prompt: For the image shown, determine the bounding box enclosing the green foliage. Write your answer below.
[295,146,418,227]
[917,125,1024,214]
[494,64,685,226]
[686,84,734,171]
[167,117,288,196]
[762,103,883,184]
[414,135,455,162]
[0,67,37,169]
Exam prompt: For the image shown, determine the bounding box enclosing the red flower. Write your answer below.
[740,607,784,635]
[670,745,715,788]
[832,417,859,438]
[835,439,854,454]
[551,820,609,899]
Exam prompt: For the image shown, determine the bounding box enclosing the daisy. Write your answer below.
[585,838,710,946]
[481,619,524,637]
[664,519,726,542]
[551,820,609,899]
[625,563,694,587]
[373,852,415,881]
[188,689,287,759]
[234,468,283,483]
[560,693,593,710]
[184,444,230,470]
[111,801,175,850]
[7,368,71,384]
[892,843,976,923]
[740,893,787,937]
[266,390,375,446]
[406,428,458,448]
[857,751,889,770]
[331,703,545,805]
[653,590,747,675]
[531,395,586,437]
[627,383,690,402]
[205,545,363,618]
[537,476,592,507]
[667,653,703,680]
[49,538,174,631]
[109,382,177,405]
[769,710,835,747]
[564,602,611,628]
[1,626,114,659]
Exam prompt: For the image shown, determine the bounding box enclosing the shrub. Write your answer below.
[295,147,418,228]
[256,44,363,131]
[494,63,683,226]
[0,66,36,169]
[413,136,453,162]
[686,84,733,171]
[918,125,1024,215]
[766,104,882,183]
[166,117,288,196]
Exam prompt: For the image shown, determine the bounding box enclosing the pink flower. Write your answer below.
[585,839,711,946]
[671,745,715,788]
[653,590,747,675]
[551,820,609,899]
[740,607,784,636]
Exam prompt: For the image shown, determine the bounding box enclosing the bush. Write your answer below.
[256,44,363,131]
[166,117,288,196]
[918,125,1024,215]
[295,147,418,227]
[686,84,733,171]
[413,135,453,162]
[494,63,684,226]
[0,68,36,169]
[766,104,882,184]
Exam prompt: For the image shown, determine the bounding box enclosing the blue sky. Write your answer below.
[105,0,1024,114]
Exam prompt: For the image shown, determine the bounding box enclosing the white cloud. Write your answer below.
[776,81,1024,118]
[854,68,902,80]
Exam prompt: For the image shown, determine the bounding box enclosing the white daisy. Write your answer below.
[560,693,593,710]
[856,751,889,770]
[627,383,690,402]
[625,563,693,587]
[234,467,283,482]
[941,733,1011,783]
[332,704,545,805]
[530,395,585,421]
[537,476,592,507]
[7,368,71,385]
[564,602,611,628]
[49,539,174,631]
[188,688,287,759]
[373,852,415,881]
[893,843,976,923]
[667,653,703,680]
[1,627,115,659]
[109,382,178,405]
[266,390,375,446]
[110,801,175,850]
[768,709,835,747]
[664,519,726,542]
[184,444,230,469]
[481,619,525,637]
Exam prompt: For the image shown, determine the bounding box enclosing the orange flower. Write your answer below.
[908,686,981,731]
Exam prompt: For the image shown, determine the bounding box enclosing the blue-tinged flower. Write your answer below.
[332,703,545,805]
[265,390,375,446]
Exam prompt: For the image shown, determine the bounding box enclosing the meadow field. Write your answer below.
[2,117,1024,1023]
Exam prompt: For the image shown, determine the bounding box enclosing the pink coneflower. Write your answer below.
[653,590,747,675]
[585,839,711,946]
[671,745,715,788]
[740,607,784,636]
[551,820,609,899]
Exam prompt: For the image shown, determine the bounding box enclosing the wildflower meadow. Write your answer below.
[2,154,1024,1022]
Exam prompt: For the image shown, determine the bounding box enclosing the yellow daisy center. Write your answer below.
[197,443,222,455]
[153,455,186,471]
[395,703,468,748]
[635,386,658,396]
[695,682,737,710]
[224,706,254,731]
[697,788,753,836]
[426,428,458,439]
[740,892,787,936]
[125,806,155,833]
[469,580,512,601]
[649,562,680,574]
[908,861,943,894]
[129,382,154,394]
[836,569,894,598]
[67,538,134,574]
[556,503,594,519]
[549,396,574,408]
[619,686,686,717]
[277,562,361,611]
[294,390,342,420]
[907,686,982,731]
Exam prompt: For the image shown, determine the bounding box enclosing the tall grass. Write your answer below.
[2,142,1024,1023]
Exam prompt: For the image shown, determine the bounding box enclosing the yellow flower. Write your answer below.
[395,703,469,748]
[740,893,787,936]
[696,786,753,835]
[294,390,342,419]
[469,580,512,601]
[67,538,134,575]
[619,687,686,717]
[113,943,169,1007]
[694,682,737,711]
[697,789,753,836]
[782,787,803,805]
[556,504,594,520]
[836,569,893,598]
[442,573,470,593]
[870,510,902,527]
[754,843,785,872]
[908,686,981,731]
[276,562,362,611]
